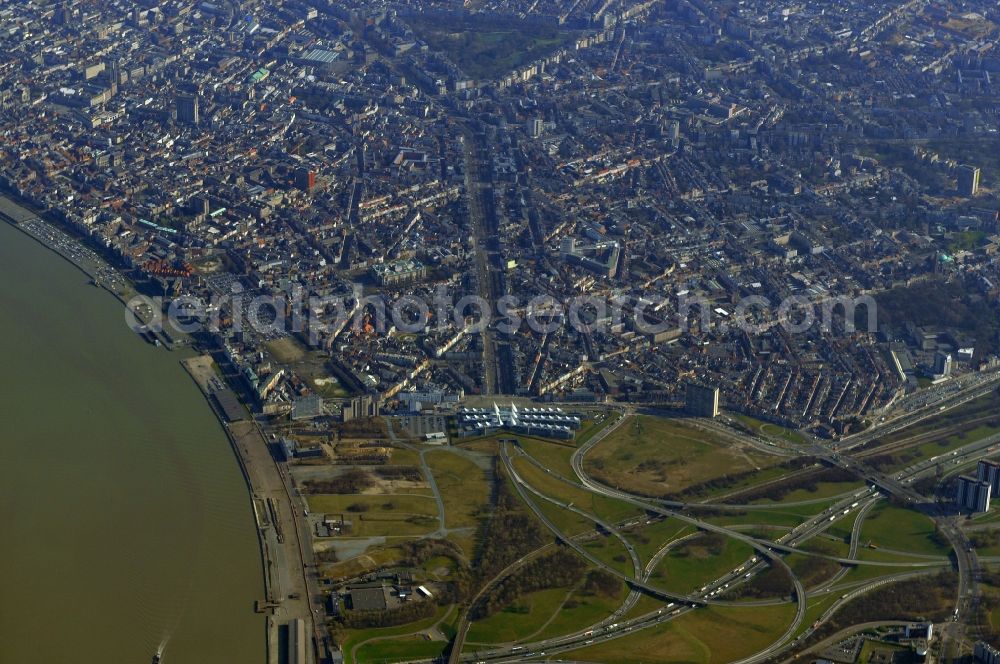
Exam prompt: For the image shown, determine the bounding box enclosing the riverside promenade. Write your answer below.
[183,356,325,664]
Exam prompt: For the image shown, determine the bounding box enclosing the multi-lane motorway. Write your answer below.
[445,371,1000,663]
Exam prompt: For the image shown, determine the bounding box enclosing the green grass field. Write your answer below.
[512,455,643,528]
[561,603,796,663]
[583,533,637,577]
[307,493,440,537]
[796,536,851,559]
[530,582,627,641]
[354,635,447,663]
[322,545,403,580]
[585,415,783,498]
[534,496,597,536]
[340,604,456,664]
[793,593,840,638]
[859,504,951,557]
[518,438,579,482]
[466,587,571,644]
[406,14,580,81]
[623,518,696,568]
[734,413,809,445]
[785,551,843,588]
[703,498,841,531]
[426,449,491,555]
[650,533,754,594]
[622,592,671,620]
[747,480,864,506]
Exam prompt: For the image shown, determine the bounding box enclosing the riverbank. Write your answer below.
[0,194,186,348]
[0,219,265,663]
[0,194,269,661]
[182,355,322,664]
[0,194,133,304]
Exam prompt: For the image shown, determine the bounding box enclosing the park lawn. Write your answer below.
[858,639,911,662]
[322,545,404,580]
[881,390,1000,444]
[426,448,490,520]
[265,336,306,363]
[307,493,438,516]
[313,375,350,398]
[307,493,439,537]
[518,437,579,481]
[881,424,1000,473]
[832,563,937,590]
[422,555,460,581]
[561,603,796,663]
[793,592,840,638]
[856,547,949,564]
[622,592,671,620]
[583,533,637,577]
[650,533,754,594]
[624,518,696,567]
[739,524,793,542]
[827,516,857,543]
[406,15,580,81]
[466,587,571,644]
[796,535,851,558]
[341,604,455,664]
[735,413,809,445]
[535,495,598,536]
[387,447,423,467]
[702,505,827,531]
[966,525,1000,556]
[530,583,628,641]
[576,411,623,446]
[860,504,951,557]
[512,455,643,526]
[354,636,447,663]
[747,480,864,506]
[971,510,1000,526]
[785,552,843,589]
[585,415,783,498]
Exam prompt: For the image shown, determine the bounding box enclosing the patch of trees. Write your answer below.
[725,466,856,504]
[975,570,1000,641]
[970,530,1000,549]
[474,477,546,581]
[727,563,793,600]
[472,549,586,619]
[394,539,474,605]
[876,277,1000,359]
[793,572,956,652]
[865,450,918,472]
[305,469,373,494]
[398,538,464,566]
[315,549,339,563]
[910,475,940,497]
[334,417,388,438]
[338,597,436,629]
[374,466,423,481]
[788,553,841,588]
[583,569,622,597]
[664,457,820,501]
[674,532,727,558]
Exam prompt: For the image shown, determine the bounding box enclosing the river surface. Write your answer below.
[0,219,264,663]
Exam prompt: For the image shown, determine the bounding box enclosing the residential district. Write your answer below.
[5,0,1000,662]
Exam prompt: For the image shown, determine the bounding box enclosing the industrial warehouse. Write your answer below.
[456,403,582,439]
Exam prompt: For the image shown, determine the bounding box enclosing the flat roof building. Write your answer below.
[686,382,720,418]
[371,259,427,286]
[957,475,992,513]
[457,403,582,439]
[958,164,981,197]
